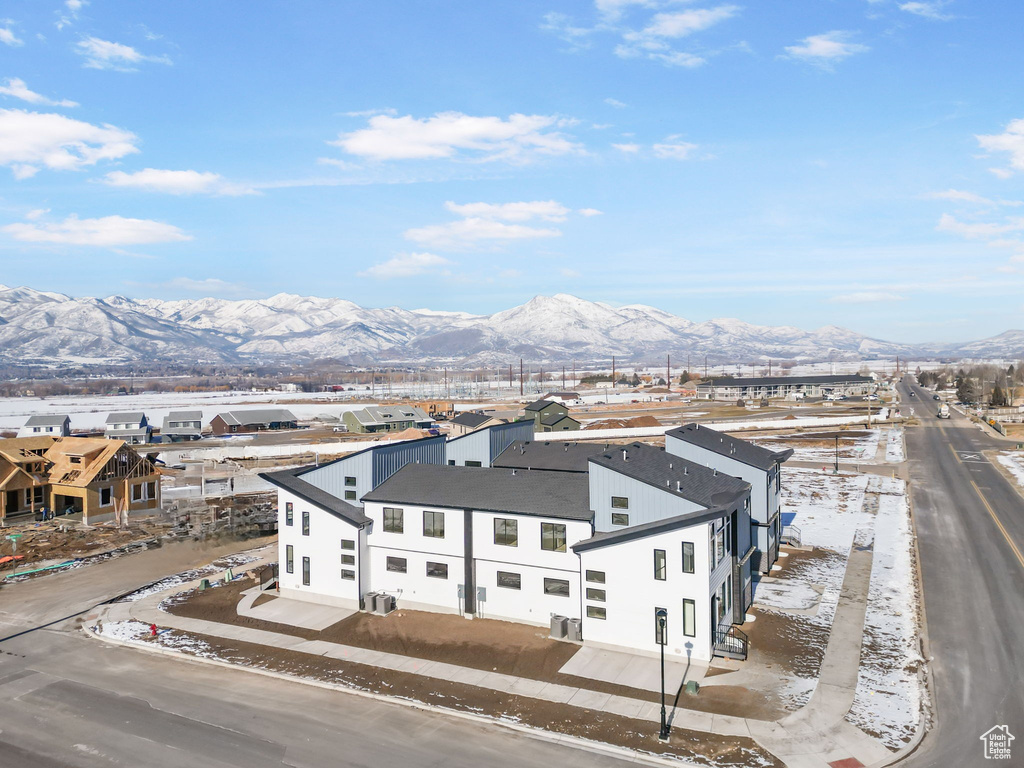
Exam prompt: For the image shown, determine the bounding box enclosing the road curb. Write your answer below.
[82,620,701,768]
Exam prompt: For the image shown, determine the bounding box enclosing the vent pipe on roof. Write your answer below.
[676,480,681,491]
[713,468,718,477]
[684,467,688,475]
[512,469,516,476]
[622,449,627,461]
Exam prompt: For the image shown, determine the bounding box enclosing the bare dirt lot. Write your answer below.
[166,580,781,719]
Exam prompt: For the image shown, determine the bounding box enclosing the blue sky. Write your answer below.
[0,0,1021,343]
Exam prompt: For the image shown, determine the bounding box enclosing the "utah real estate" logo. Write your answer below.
[980,726,1015,760]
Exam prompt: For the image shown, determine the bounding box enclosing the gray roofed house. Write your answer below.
[666,423,793,471]
[261,467,371,527]
[343,405,433,434]
[572,506,731,553]
[161,410,204,442]
[363,464,593,521]
[18,414,71,438]
[104,412,151,445]
[448,410,507,437]
[589,442,750,509]
[697,374,875,400]
[493,440,609,473]
[211,408,298,435]
[540,412,581,432]
[524,399,557,412]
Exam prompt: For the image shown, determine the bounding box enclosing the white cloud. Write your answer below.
[444,200,570,222]
[927,189,1021,207]
[560,268,582,278]
[358,252,452,279]
[784,31,869,66]
[612,142,641,153]
[166,277,247,295]
[614,40,706,67]
[653,141,697,159]
[75,37,171,70]
[57,0,86,30]
[604,97,628,108]
[25,208,49,220]
[990,167,1014,180]
[3,213,190,246]
[405,218,562,251]
[898,2,953,20]
[102,168,257,196]
[578,208,603,216]
[541,12,594,49]
[0,108,138,178]
[936,213,1024,239]
[0,78,78,107]
[977,119,1024,175]
[0,22,22,46]
[637,6,738,38]
[595,0,656,21]
[829,291,906,304]
[343,108,397,118]
[330,111,583,163]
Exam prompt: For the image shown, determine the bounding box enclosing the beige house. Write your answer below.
[448,411,507,437]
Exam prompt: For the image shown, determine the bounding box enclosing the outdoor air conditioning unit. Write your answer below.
[566,618,582,642]
[362,591,378,612]
[375,592,396,615]
[550,614,568,639]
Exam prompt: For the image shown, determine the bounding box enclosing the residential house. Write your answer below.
[539,413,581,432]
[105,412,152,445]
[523,399,569,430]
[17,415,70,438]
[542,391,582,405]
[492,440,609,473]
[665,423,792,574]
[161,410,204,442]
[210,408,298,435]
[448,411,506,437]
[342,405,433,434]
[0,437,54,519]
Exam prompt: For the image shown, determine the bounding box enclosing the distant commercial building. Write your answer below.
[696,374,875,401]
[18,415,71,438]
[161,410,204,442]
[342,405,433,434]
[105,412,152,445]
[210,408,298,435]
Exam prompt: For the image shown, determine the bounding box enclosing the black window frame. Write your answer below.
[302,556,311,586]
[383,507,404,534]
[344,476,357,487]
[344,490,357,501]
[302,510,310,536]
[540,522,567,553]
[586,587,606,602]
[585,570,606,584]
[587,606,607,620]
[611,496,629,509]
[285,544,294,574]
[683,598,696,637]
[493,517,518,547]
[340,538,355,550]
[285,502,293,526]
[386,556,407,573]
[464,460,482,468]
[611,512,629,526]
[425,561,448,579]
[496,570,521,589]
[340,568,355,580]
[423,510,445,539]
[654,549,667,580]
[543,577,570,597]
[340,553,355,566]
[682,541,695,574]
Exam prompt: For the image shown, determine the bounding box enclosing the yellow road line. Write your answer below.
[970,479,1024,570]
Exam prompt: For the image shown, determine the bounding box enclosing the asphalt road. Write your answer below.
[0,543,631,768]
[898,376,1024,767]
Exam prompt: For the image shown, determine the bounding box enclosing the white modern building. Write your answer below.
[105,412,152,445]
[696,374,876,401]
[264,426,768,663]
[18,415,71,438]
[161,410,203,442]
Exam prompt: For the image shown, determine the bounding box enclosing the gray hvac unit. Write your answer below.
[566,618,582,642]
[375,592,396,615]
[550,614,568,639]
[362,591,378,611]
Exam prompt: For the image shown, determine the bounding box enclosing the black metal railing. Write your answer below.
[781,525,802,547]
[713,623,749,661]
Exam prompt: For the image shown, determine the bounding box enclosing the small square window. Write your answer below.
[494,518,518,547]
[340,554,355,565]
[611,496,629,509]
[423,510,445,539]
[344,490,357,501]
[611,512,629,526]
[344,476,356,487]
[340,569,355,581]
[426,562,448,579]
[541,522,566,552]
[386,556,407,573]
[340,539,355,550]
[586,588,606,602]
[587,606,607,620]
[586,570,605,584]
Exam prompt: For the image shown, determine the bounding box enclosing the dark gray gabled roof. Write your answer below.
[217,408,297,427]
[106,412,146,425]
[451,412,492,429]
[700,374,874,387]
[666,423,793,470]
[589,442,749,508]
[541,412,578,426]
[493,440,607,473]
[573,506,730,553]
[524,399,561,412]
[24,414,70,427]
[260,467,371,527]
[363,464,593,521]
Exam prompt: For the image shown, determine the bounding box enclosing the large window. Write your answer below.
[383,507,404,534]
[386,556,407,573]
[611,496,629,509]
[586,588,606,602]
[302,556,310,586]
[496,571,521,590]
[655,608,667,645]
[543,578,570,597]
[682,542,695,574]
[586,570,605,584]
[426,562,448,579]
[285,502,293,526]
[302,510,310,536]
[541,523,567,553]
[587,606,607,620]
[654,549,667,580]
[423,510,445,539]
[611,512,629,526]
[494,518,518,546]
[683,598,696,637]
[285,544,294,573]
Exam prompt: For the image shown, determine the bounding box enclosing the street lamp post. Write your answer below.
[656,608,669,741]
[6,533,23,579]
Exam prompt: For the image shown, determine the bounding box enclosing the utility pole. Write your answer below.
[508,363,513,391]
[444,368,449,400]
[612,356,616,388]
[768,359,772,376]
[562,366,565,390]
[520,359,524,397]
[666,354,670,390]
[704,355,708,380]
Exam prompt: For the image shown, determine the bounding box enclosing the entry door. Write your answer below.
[6,490,18,513]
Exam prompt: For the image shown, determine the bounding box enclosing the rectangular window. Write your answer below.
[302,556,310,586]
[682,542,695,574]
[340,554,355,566]
[465,460,482,468]
[654,549,667,581]
[586,570,606,584]
[383,507,404,534]
[340,569,355,580]
[447,459,455,466]
[655,608,667,645]
[543,578,570,597]
[683,598,696,637]
[611,512,629,526]
[540,523,567,553]
[586,588,606,602]
[100,487,112,506]
[345,476,356,487]
[286,545,294,573]
[131,484,143,502]
[496,571,521,590]
[423,510,445,538]
[493,518,518,546]
[285,502,293,526]
[386,556,407,573]
[344,490,357,501]
[426,561,448,579]
[587,606,607,620]
[340,538,355,550]
[146,482,156,499]
[611,496,629,509]
[302,510,310,536]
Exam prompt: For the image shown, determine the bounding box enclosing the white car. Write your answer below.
[866,394,879,401]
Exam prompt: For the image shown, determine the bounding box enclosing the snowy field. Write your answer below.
[847,477,923,748]
[998,452,1024,491]
[885,428,906,463]
[750,428,881,464]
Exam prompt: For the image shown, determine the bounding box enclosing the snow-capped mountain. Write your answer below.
[0,285,1012,367]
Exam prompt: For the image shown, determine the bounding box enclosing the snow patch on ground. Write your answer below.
[998,452,1024,491]
[782,469,871,554]
[752,581,821,612]
[885,428,905,463]
[118,553,258,602]
[847,480,923,748]
[751,429,881,464]
[96,620,151,642]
